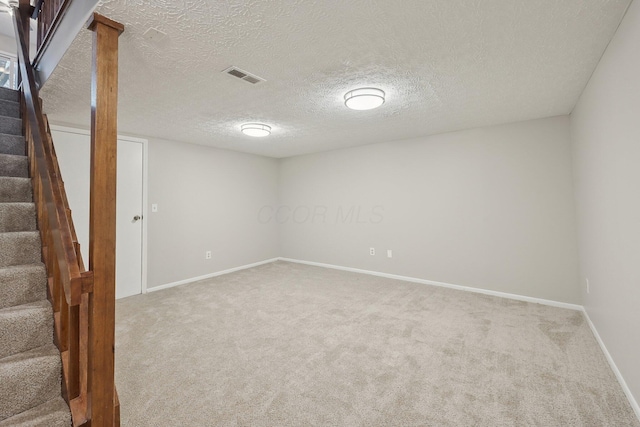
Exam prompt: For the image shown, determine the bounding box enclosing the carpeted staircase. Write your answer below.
[0,87,71,426]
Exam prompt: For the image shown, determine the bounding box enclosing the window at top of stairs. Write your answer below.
[0,54,17,90]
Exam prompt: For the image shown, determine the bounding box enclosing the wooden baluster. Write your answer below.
[58,260,69,353]
[86,14,123,427]
[39,188,46,261]
[38,12,43,48]
[80,291,89,397]
[44,1,49,40]
[68,303,80,399]
[48,231,59,312]
[44,1,48,44]
[36,169,44,255]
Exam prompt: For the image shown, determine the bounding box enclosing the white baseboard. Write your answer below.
[147,258,280,293]
[582,309,640,420]
[278,257,582,311]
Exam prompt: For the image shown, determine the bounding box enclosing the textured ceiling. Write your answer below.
[40,0,631,158]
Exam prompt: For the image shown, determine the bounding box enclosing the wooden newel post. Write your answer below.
[86,13,124,427]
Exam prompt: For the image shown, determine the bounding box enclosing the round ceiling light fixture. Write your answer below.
[241,123,271,137]
[344,87,385,110]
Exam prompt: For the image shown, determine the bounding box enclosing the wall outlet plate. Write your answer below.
[369,247,375,256]
[387,250,393,258]
[205,251,212,260]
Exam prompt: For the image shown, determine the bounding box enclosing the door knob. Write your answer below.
[133,215,141,221]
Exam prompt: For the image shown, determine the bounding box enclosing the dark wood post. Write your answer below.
[86,13,124,427]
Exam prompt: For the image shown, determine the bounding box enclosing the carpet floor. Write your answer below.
[115,261,639,426]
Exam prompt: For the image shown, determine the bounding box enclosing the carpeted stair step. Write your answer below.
[0,203,37,232]
[0,231,41,268]
[0,344,62,421]
[0,263,46,310]
[0,154,28,178]
[0,88,19,103]
[0,88,72,425]
[0,397,71,427]
[0,116,22,136]
[0,134,25,156]
[0,300,53,359]
[0,177,32,202]
[0,100,19,119]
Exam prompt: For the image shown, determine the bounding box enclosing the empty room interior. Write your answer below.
[0,0,639,425]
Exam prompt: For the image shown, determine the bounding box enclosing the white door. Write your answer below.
[50,127,145,299]
[115,141,143,298]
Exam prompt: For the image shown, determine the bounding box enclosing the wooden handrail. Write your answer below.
[13,5,123,426]
[14,6,83,306]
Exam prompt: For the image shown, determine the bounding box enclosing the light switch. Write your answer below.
[151,204,158,212]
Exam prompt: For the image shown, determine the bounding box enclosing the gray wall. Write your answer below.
[50,129,280,290]
[0,32,36,59]
[0,34,15,56]
[147,138,279,288]
[570,0,640,405]
[278,116,580,303]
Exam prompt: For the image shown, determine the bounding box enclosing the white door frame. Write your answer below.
[50,124,149,294]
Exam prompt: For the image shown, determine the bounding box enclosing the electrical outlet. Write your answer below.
[387,250,392,258]
[369,247,375,256]
[151,204,158,212]
[205,251,212,260]
[586,278,590,294]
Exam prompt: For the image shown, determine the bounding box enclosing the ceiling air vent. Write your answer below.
[142,27,167,43]
[222,66,265,85]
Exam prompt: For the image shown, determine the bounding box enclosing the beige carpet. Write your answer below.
[115,261,639,426]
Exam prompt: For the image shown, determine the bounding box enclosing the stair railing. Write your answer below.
[31,0,70,50]
[13,5,123,427]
